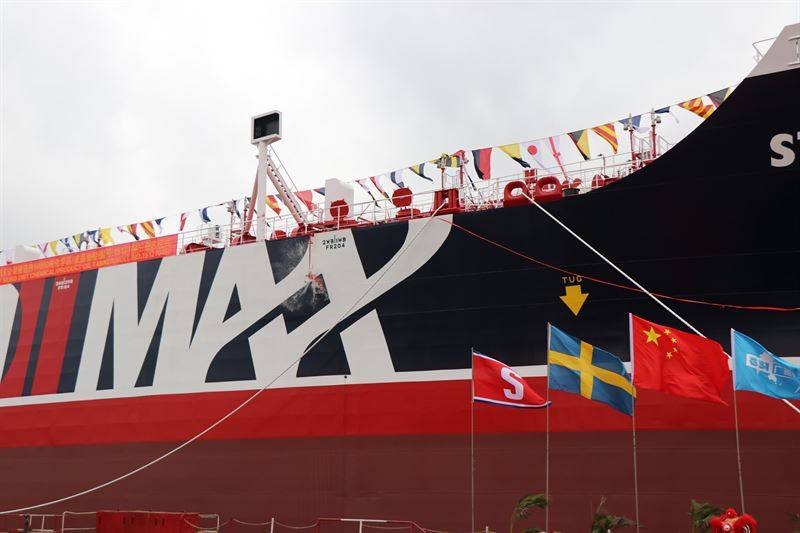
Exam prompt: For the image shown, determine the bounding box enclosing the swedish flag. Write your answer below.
[547,324,635,416]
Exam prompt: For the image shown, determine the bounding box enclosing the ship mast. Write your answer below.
[250,110,306,240]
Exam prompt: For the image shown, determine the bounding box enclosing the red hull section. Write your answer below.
[0,378,798,448]
[0,379,797,530]
[0,429,797,532]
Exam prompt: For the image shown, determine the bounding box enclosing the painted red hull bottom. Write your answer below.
[1,429,797,532]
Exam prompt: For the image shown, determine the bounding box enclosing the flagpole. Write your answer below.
[730,329,746,514]
[545,324,551,533]
[470,347,475,533]
[629,314,640,533]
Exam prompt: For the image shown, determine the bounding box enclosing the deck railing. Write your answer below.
[177,146,668,254]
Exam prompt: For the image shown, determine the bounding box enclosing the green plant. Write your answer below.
[688,500,723,532]
[510,493,549,533]
[590,497,636,532]
[789,512,800,533]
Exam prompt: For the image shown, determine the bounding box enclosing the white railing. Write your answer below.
[177,144,667,254]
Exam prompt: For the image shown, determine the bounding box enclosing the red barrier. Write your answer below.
[0,235,178,286]
[97,511,201,533]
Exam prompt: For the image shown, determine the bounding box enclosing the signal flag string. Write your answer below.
[440,219,800,313]
[0,205,448,515]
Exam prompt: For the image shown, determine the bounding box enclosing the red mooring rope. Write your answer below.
[441,219,800,312]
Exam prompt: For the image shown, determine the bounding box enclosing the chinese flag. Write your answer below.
[630,314,731,405]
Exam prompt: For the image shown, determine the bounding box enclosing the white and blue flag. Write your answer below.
[732,330,800,400]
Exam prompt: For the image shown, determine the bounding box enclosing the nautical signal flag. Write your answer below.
[294,190,316,210]
[499,143,531,168]
[732,330,800,400]
[591,123,619,154]
[265,195,282,215]
[437,152,462,168]
[126,224,141,240]
[140,221,156,239]
[521,140,546,168]
[568,130,591,161]
[472,351,549,408]
[630,314,730,405]
[547,325,635,416]
[388,171,404,188]
[707,87,732,108]
[409,163,432,181]
[99,227,114,245]
[472,148,492,180]
[678,98,715,119]
[368,176,390,200]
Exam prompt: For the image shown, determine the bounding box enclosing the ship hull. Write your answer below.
[2,24,800,533]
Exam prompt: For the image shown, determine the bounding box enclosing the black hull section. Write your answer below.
[363,65,799,372]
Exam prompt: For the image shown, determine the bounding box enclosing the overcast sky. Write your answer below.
[1,1,798,250]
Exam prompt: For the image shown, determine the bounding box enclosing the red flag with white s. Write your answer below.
[472,351,549,408]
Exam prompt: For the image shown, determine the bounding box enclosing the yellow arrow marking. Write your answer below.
[559,284,589,316]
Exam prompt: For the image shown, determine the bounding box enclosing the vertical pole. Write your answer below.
[650,110,658,159]
[731,329,746,514]
[256,142,269,241]
[545,324,551,533]
[470,347,475,533]
[270,517,274,533]
[629,314,640,533]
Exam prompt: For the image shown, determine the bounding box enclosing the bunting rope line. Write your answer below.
[2,85,732,265]
[439,219,800,313]
[520,195,800,416]
[0,205,448,515]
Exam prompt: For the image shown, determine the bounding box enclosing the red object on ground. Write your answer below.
[709,508,757,532]
[631,314,731,405]
[97,511,201,533]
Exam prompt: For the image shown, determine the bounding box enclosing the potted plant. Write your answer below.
[510,493,549,533]
[689,500,723,532]
[590,497,636,532]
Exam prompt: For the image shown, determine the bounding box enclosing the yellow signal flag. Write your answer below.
[591,123,619,154]
[499,143,531,168]
[99,227,115,245]
[568,130,591,160]
[678,98,715,119]
[265,195,282,215]
[140,221,156,238]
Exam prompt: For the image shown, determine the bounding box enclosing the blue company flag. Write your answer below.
[547,324,635,416]
[732,330,800,400]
